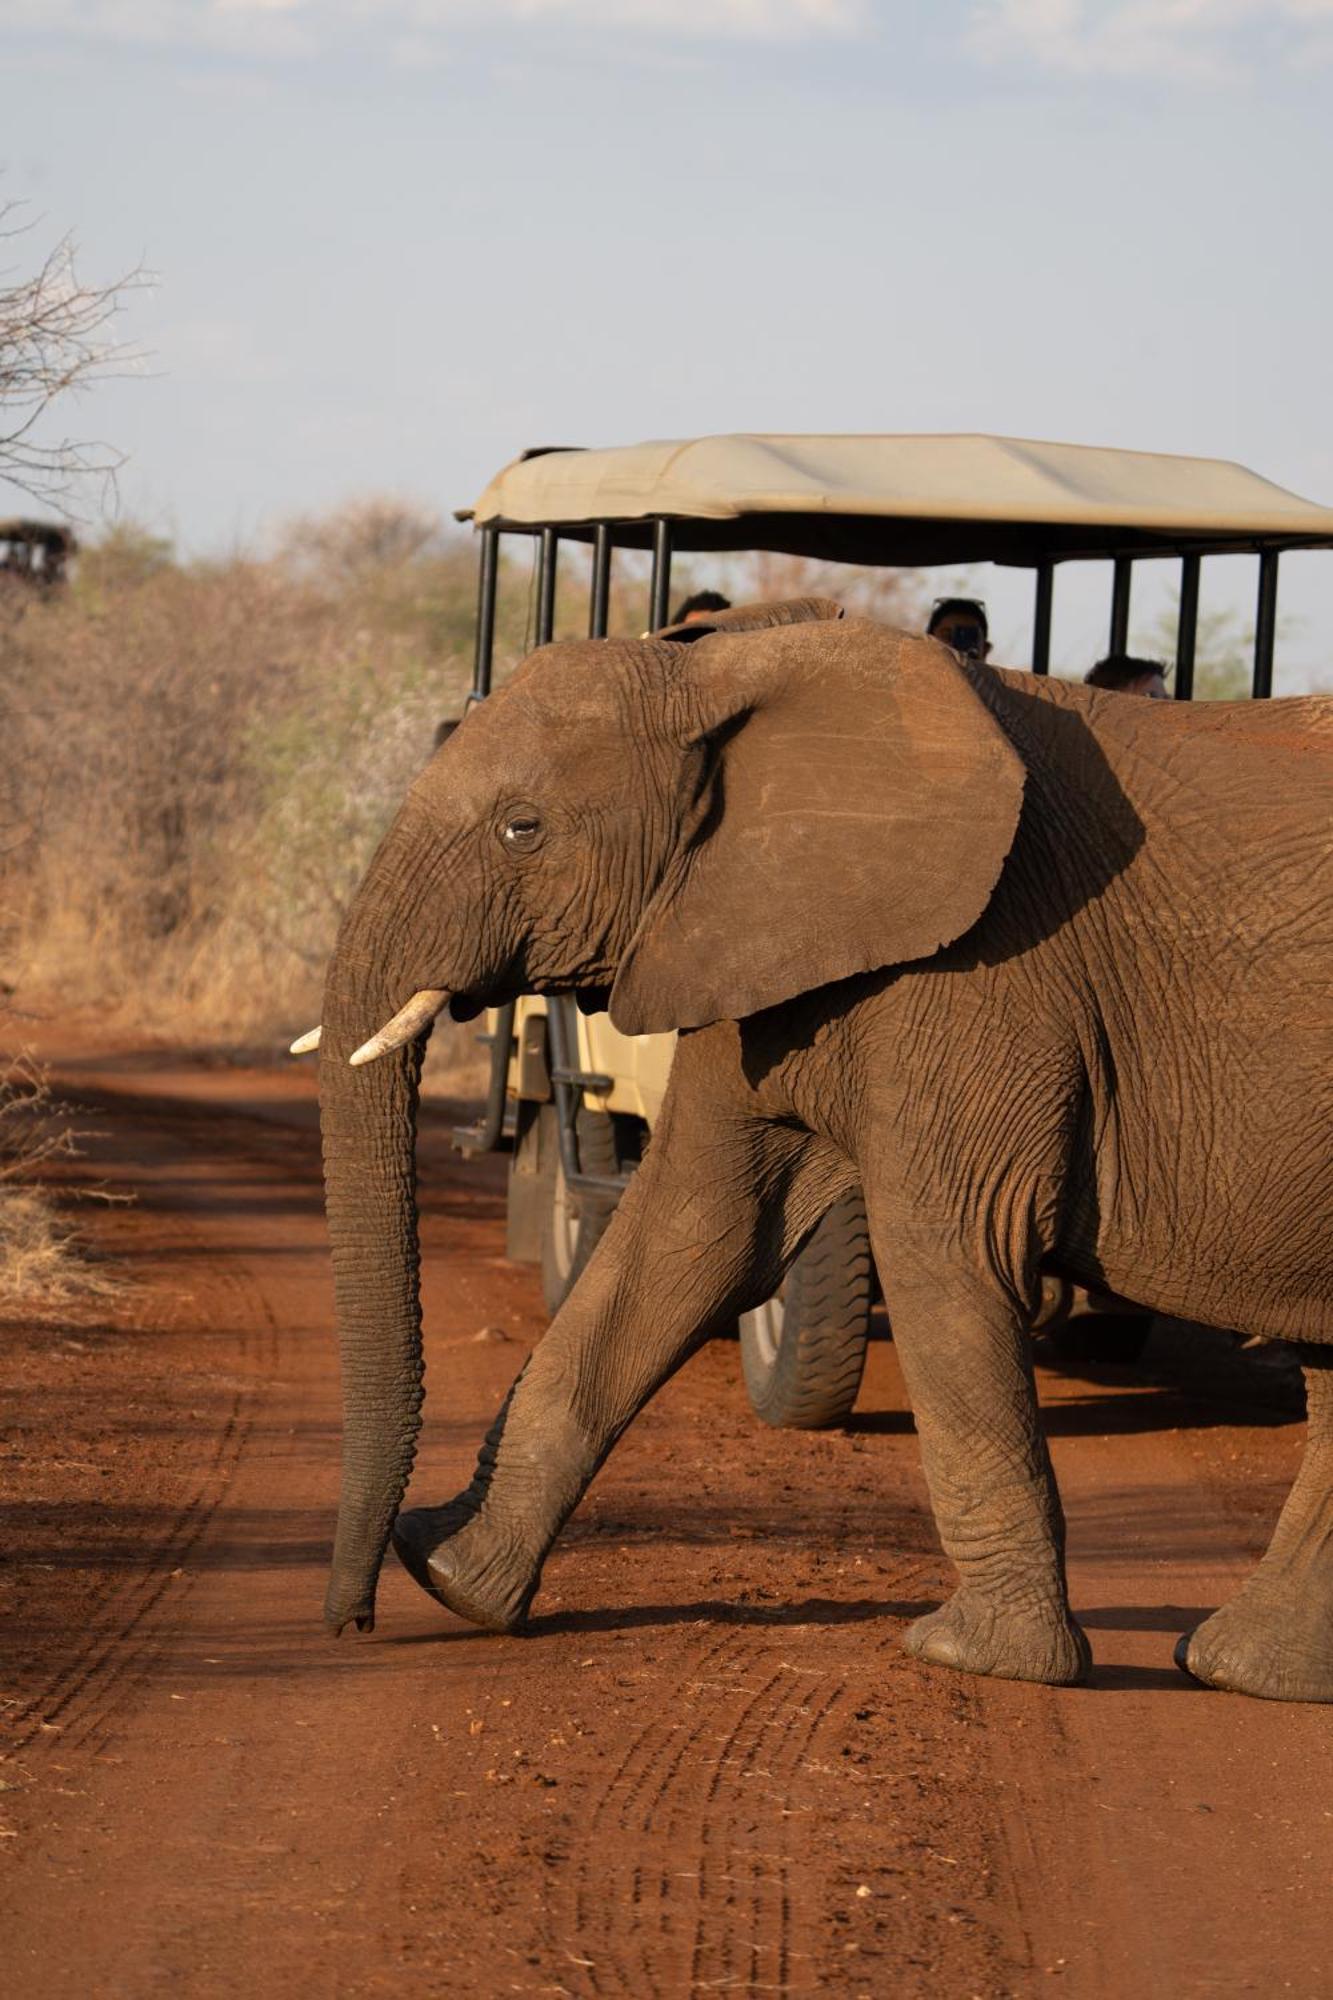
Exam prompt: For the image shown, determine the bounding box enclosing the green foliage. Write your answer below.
[1137,599,1276,702]
[247,630,468,967]
[72,522,176,596]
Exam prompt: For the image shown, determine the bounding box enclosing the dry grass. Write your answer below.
[0,1187,94,1302]
[0,1051,113,1302]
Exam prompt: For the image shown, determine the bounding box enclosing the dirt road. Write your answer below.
[1,1027,1328,1997]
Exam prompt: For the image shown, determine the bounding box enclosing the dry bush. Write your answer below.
[0,501,519,1072]
[0,1051,110,1302]
[734,550,930,628]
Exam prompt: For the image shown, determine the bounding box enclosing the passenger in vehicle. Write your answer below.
[1084,654,1170,699]
[671,589,731,625]
[927,595,992,662]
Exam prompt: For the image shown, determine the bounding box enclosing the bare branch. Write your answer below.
[0,200,150,514]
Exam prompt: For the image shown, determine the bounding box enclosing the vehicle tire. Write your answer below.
[539,1104,621,1314]
[739,1192,874,1429]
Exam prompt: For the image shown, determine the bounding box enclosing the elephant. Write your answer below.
[310,596,1333,1703]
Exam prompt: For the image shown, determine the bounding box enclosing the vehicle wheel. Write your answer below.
[739,1193,874,1429]
[539,1105,621,1314]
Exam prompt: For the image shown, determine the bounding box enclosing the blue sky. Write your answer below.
[5,1,1332,683]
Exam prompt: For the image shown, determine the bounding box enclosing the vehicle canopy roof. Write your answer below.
[461,433,1333,567]
[0,518,77,551]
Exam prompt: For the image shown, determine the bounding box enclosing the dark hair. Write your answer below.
[926,596,989,640]
[1084,654,1168,692]
[671,589,731,625]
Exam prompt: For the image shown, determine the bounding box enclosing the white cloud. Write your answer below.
[966,0,1333,81]
[498,0,865,29]
[2,0,868,59]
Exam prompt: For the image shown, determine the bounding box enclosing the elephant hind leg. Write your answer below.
[1178,1350,1333,1703]
[883,1258,1091,1689]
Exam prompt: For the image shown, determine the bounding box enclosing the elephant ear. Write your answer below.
[609,619,1025,1035]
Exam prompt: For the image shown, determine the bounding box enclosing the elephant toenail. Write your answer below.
[1174,1633,1206,1684]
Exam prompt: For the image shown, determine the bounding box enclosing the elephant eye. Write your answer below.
[500,812,544,854]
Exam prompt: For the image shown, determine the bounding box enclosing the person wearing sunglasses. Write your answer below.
[927,595,991,662]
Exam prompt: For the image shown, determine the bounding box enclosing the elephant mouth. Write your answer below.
[447,993,488,1023]
[448,975,525,1022]
[450,980,610,1024]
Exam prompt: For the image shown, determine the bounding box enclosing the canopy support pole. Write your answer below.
[537,526,558,646]
[1175,552,1199,701]
[649,518,673,632]
[471,524,499,700]
[1031,561,1053,676]
[589,522,613,638]
[1253,549,1279,699]
[1109,557,1133,655]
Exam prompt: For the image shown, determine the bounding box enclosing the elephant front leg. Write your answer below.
[886,1261,1090,1688]
[393,1072,821,1632]
[392,1209,778,1631]
[390,1355,600,1633]
[1177,1349,1332,1703]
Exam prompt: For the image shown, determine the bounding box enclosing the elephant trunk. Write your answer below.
[318,804,446,1634]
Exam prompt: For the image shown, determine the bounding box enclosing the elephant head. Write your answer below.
[315,598,1025,1633]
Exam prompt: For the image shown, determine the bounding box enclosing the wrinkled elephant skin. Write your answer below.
[316,598,1333,1703]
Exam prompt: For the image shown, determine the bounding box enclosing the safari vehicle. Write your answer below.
[0,518,76,588]
[448,433,1333,1427]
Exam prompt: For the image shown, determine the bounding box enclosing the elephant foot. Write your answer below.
[391,1503,540,1634]
[904,1587,1091,1687]
[1175,1595,1333,1704]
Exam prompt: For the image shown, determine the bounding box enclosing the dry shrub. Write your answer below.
[0,502,529,1074]
[0,1051,110,1301]
[735,550,929,628]
[0,1186,93,1302]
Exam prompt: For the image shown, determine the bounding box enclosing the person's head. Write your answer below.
[671,589,731,626]
[927,596,991,661]
[1084,654,1170,700]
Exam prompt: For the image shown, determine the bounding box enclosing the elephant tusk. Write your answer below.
[349,988,449,1067]
[289,1026,322,1055]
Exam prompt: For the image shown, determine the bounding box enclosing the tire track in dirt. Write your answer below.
[524,1526,996,1996]
[578,1640,807,1994]
[6,1193,276,1768]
